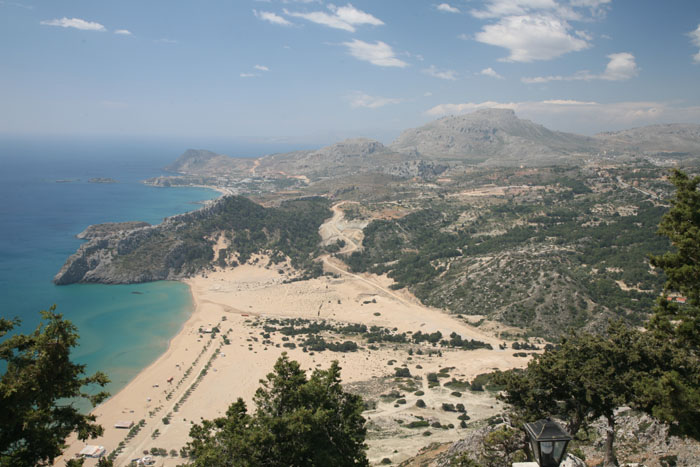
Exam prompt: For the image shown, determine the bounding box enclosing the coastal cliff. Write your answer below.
[54,196,331,285]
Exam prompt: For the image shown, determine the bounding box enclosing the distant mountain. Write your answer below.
[165,111,700,178]
[390,108,600,165]
[595,123,700,156]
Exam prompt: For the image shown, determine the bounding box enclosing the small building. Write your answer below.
[114,420,134,429]
[78,445,106,458]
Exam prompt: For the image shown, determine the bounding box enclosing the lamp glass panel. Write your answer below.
[540,441,557,465]
[553,441,567,462]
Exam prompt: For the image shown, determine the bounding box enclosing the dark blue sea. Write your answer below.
[0,137,289,400]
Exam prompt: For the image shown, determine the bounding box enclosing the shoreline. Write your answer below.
[57,258,531,466]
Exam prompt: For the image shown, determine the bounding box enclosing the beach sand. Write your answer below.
[56,257,531,466]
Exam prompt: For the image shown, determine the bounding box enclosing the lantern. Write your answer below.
[524,419,572,467]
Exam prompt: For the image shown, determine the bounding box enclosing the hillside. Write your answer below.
[595,123,700,158]
[341,166,671,337]
[53,196,331,285]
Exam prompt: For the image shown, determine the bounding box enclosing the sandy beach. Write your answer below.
[56,206,533,466]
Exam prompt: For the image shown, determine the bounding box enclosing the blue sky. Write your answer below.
[1,0,700,148]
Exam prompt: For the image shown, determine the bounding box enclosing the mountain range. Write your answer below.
[165,109,700,179]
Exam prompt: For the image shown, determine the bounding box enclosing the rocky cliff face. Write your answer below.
[54,208,216,285]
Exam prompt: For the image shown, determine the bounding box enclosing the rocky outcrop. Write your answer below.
[383,160,449,179]
[77,221,150,240]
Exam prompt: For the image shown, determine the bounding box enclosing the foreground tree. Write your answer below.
[0,306,110,467]
[645,169,700,437]
[650,169,700,349]
[496,321,671,466]
[185,354,368,466]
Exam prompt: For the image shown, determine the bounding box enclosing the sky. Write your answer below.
[1,0,700,149]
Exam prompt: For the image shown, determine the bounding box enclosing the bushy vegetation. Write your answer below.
[257,318,490,352]
[344,168,670,336]
[115,195,331,279]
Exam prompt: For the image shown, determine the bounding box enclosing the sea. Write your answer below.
[0,137,299,403]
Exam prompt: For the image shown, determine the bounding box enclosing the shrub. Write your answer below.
[406,420,429,428]
[441,403,456,412]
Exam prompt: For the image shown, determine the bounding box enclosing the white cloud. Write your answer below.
[522,52,639,83]
[348,91,402,109]
[254,9,292,26]
[470,0,559,20]
[475,14,589,62]
[342,39,408,67]
[468,1,615,62]
[40,17,106,32]
[423,65,458,80]
[480,67,504,79]
[458,33,470,40]
[424,99,700,134]
[689,24,700,64]
[426,101,518,116]
[240,73,258,78]
[437,3,460,13]
[114,29,132,36]
[254,64,270,71]
[156,38,178,44]
[285,3,383,32]
[600,52,638,80]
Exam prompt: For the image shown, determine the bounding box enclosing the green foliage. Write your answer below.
[496,320,696,463]
[345,179,669,336]
[644,169,700,438]
[650,169,700,348]
[185,354,367,466]
[480,426,527,466]
[0,306,109,467]
[115,196,331,279]
[405,420,430,429]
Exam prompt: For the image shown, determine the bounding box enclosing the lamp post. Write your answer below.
[516,419,571,467]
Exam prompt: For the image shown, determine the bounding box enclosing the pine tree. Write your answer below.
[0,306,109,467]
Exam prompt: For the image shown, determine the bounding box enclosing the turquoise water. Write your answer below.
[0,138,218,398]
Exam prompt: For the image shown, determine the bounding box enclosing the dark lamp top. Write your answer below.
[524,419,572,442]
